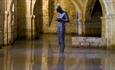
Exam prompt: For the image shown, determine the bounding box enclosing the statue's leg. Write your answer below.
[57,27,65,52]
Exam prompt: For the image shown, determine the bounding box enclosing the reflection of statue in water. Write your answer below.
[56,51,64,70]
[55,4,69,52]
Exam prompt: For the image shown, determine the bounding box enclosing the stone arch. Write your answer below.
[85,0,107,19]
[84,0,107,37]
[99,0,107,17]
[70,0,83,13]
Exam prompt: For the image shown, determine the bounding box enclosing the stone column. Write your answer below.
[77,13,82,36]
[31,0,36,39]
[110,0,115,47]
[4,0,17,45]
[101,17,106,38]
[25,0,31,39]
[107,16,115,47]
[105,0,115,48]
[25,0,36,39]
[4,0,12,45]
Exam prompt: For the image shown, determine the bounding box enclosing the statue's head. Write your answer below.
[55,4,63,14]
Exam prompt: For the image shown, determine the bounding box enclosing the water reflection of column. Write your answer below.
[41,39,48,70]
[3,47,12,70]
[102,50,109,70]
[101,17,108,47]
[84,57,102,70]
[25,41,34,70]
[47,38,54,70]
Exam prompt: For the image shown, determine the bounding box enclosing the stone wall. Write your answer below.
[3,0,43,41]
[16,0,42,39]
[17,0,29,39]
[0,0,4,45]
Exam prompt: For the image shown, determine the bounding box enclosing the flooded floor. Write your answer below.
[0,35,115,70]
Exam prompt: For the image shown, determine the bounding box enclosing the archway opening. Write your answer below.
[85,0,102,37]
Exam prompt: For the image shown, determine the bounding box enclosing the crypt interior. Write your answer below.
[0,0,115,70]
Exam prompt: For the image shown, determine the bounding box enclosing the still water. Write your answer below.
[0,35,115,70]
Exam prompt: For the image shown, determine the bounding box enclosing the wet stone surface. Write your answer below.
[0,35,114,70]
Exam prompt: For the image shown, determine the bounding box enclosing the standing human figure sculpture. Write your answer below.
[55,5,69,52]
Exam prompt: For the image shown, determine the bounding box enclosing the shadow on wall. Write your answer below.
[17,0,27,39]
[33,0,43,39]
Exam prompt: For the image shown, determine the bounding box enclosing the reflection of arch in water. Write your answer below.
[17,0,27,39]
[85,58,102,70]
[85,0,107,18]
[33,0,43,39]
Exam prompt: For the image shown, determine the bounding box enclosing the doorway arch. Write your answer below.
[84,0,107,37]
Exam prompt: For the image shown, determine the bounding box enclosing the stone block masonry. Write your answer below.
[72,37,107,48]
